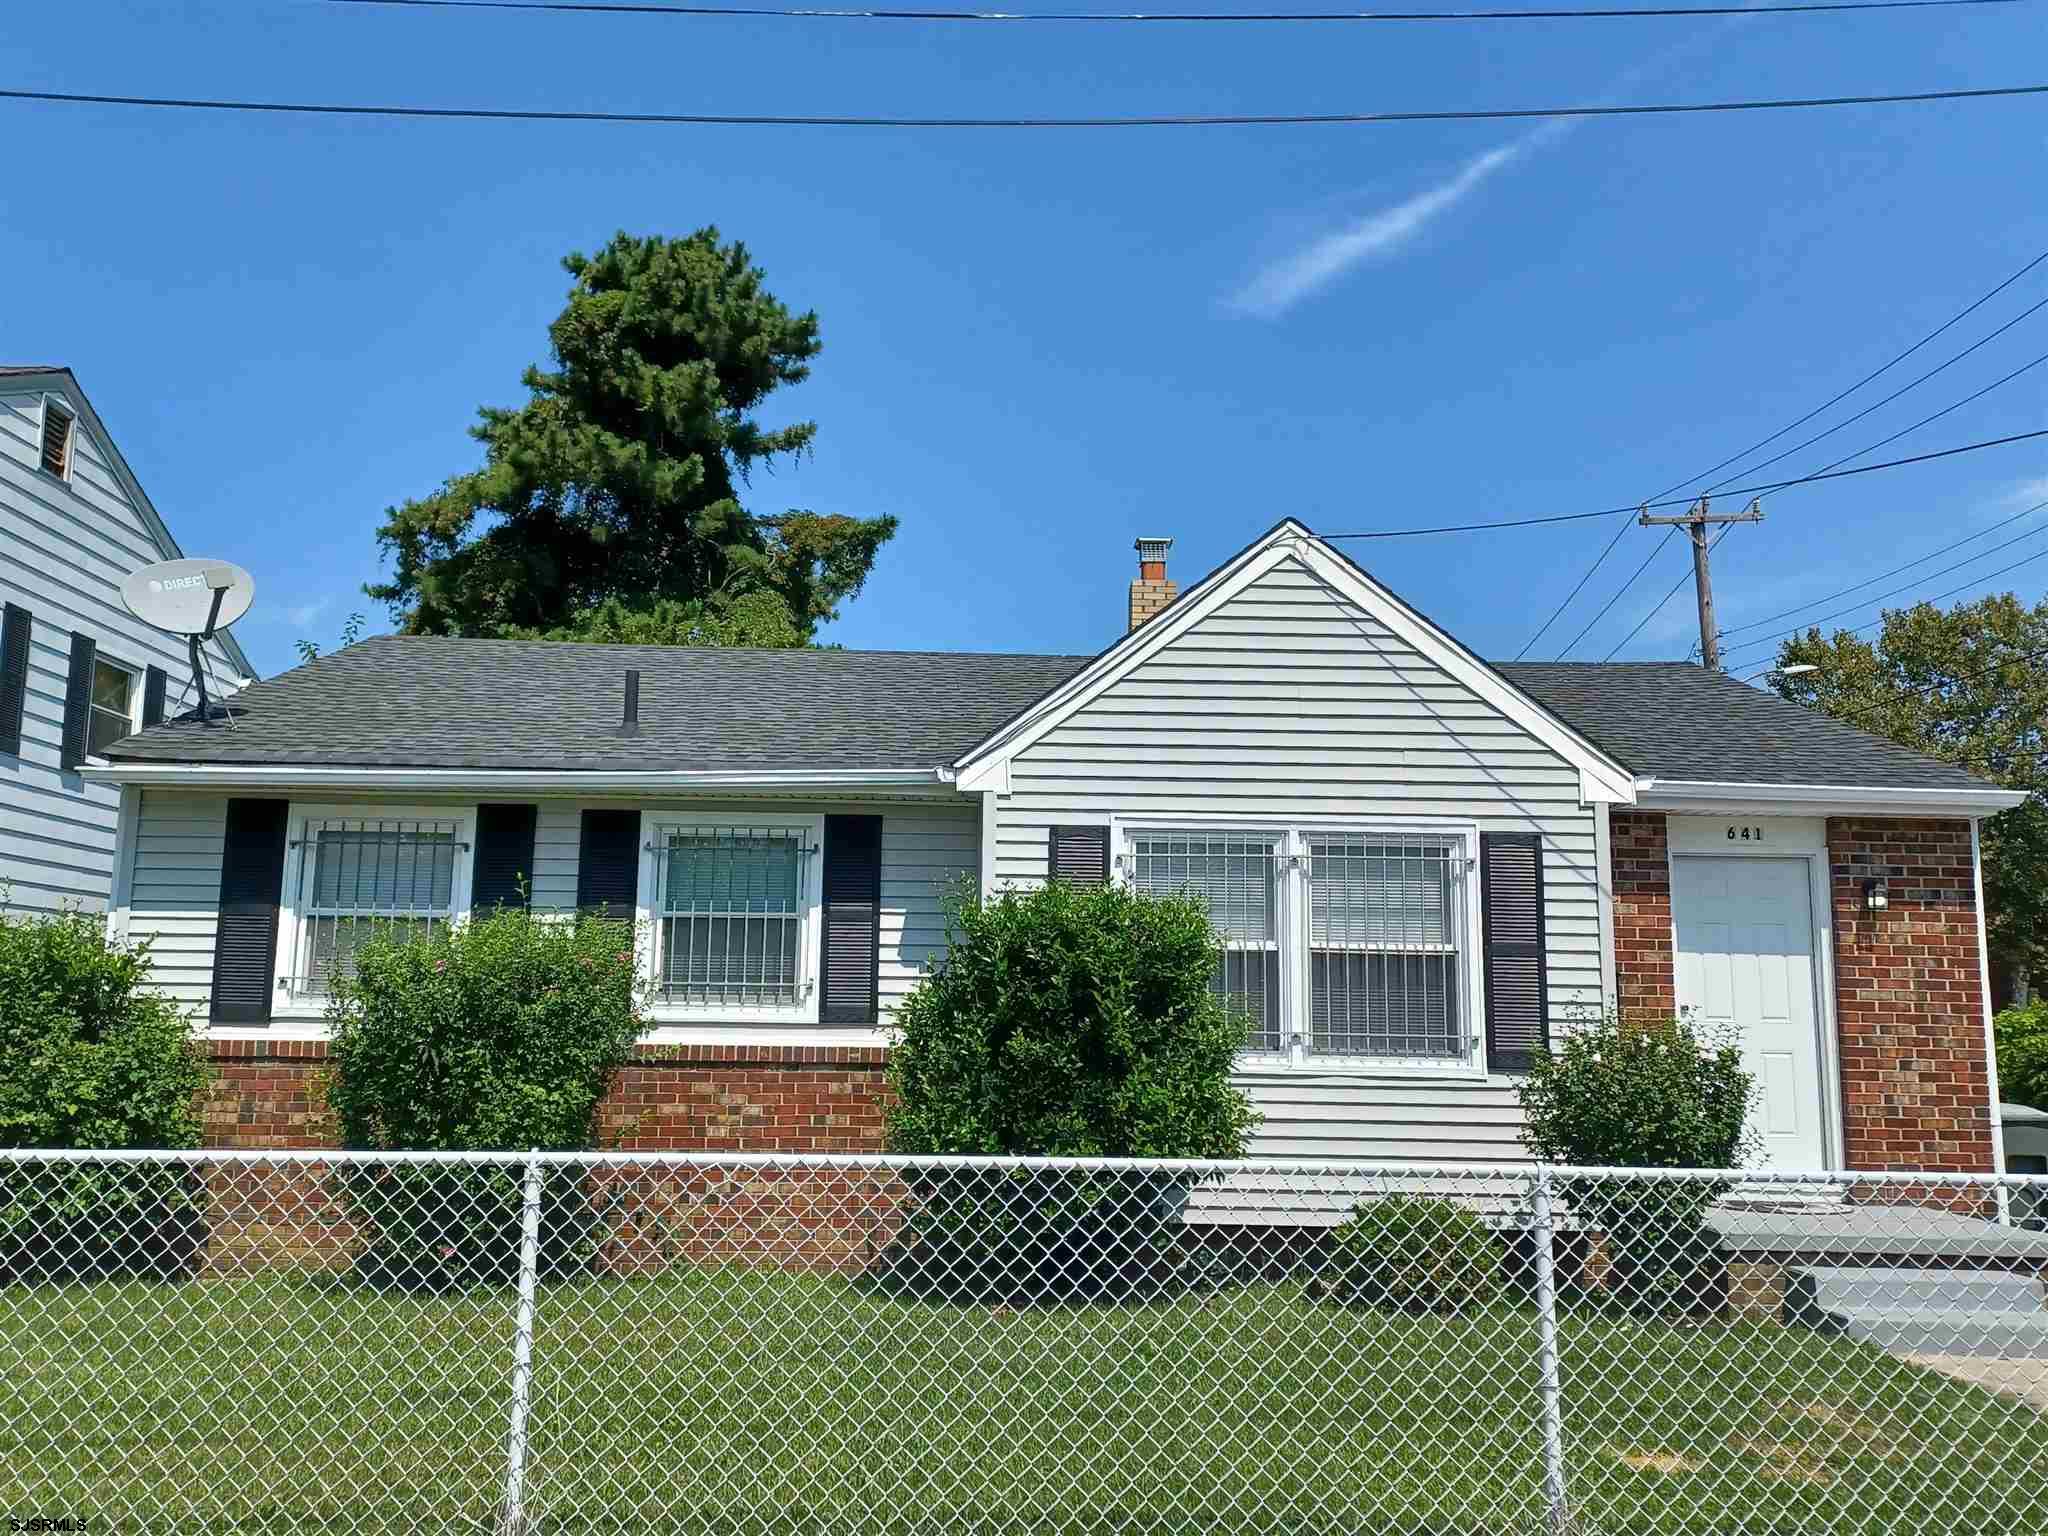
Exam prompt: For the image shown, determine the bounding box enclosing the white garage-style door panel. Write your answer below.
[1672,856,1828,1171]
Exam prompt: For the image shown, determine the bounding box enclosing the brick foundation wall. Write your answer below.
[201,1041,891,1154]
[1610,811,1676,1023]
[1828,817,1996,1173]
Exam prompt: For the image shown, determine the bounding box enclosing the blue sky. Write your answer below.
[7,0,2047,680]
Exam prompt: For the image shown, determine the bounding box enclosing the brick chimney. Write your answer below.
[1129,536,1177,631]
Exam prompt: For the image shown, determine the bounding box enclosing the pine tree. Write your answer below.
[367,229,896,644]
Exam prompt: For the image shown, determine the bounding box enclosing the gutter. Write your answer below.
[78,761,962,794]
[1634,778,2029,818]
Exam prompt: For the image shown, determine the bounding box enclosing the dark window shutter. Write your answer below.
[1481,832,1549,1074]
[60,632,96,769]
[473,803,538,911]
[210,798,289,1025]
[0,603,29,756]
[1048,824,1110,886]
[576,808,640,919]
[820,814,883,1025]
[141,665,169,728]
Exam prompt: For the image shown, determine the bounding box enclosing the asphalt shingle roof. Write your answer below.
[1498,661,1990,792]
[106,636,1094,772]
[107,637,1993,793]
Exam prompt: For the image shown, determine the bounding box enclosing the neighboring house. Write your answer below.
[1,366,255,916]
[83,520,2022,1172]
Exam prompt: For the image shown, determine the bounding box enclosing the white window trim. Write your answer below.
[636,810,827,1028]
[38,393,76,484]
[88,653,140,756]
[269,802,478,1021]
[1110,813,1488,1080]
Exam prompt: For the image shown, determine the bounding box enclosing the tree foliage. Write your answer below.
[1995,1000,2048,1110]
[366,230,896,647]
[1773,593,2048,987]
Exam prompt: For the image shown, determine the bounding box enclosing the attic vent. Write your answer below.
[40,400,74,480]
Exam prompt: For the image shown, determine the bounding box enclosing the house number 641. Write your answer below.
[1726,825,1764,842]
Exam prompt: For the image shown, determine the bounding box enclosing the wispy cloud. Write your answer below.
[1225,140,1531,320]
[284,598,330,629]
[2005,475,2048,507]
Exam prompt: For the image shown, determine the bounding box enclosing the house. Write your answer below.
[80,520,2023,1172]
[1,367,255,916]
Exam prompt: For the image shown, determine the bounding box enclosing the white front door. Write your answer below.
[1672,855,1828,1171]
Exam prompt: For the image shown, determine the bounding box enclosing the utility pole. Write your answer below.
[1637,496,1763,670]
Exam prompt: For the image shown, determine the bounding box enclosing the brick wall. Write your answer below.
[1828,817,1996,1173]
[201,1041,891,1154]
[1610,810,1675,1023]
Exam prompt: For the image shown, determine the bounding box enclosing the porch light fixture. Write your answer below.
[1863,876,1890,912]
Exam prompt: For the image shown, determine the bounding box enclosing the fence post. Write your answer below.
[496,1151,545,1536]
[1529,1165,1571,1536]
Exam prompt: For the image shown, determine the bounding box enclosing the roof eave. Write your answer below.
[80,761,961,794]
[1635,777,2028,818]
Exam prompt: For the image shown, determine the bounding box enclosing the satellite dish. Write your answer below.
[119,558,257,728]
[120,559,255,635]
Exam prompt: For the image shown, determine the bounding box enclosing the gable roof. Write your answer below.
[2,365,257,681]
[102,636,1092,774]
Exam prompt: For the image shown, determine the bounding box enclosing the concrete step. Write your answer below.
[1786,1267,2048,1359]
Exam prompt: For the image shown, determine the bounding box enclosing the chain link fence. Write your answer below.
[3,1150,2047,1534]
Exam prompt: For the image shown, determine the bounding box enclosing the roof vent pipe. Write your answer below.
[622,668,640,734]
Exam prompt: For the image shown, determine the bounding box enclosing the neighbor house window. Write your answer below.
[1123,823,1480,1072]
[282,815,466,998]
[40,400,74,479]
[649,820,820,1013]
[88,657,137,753]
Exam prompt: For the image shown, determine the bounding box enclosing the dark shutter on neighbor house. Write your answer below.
[820,814,883,1025]
[141,665,169,728]
[59,632,96,770]
[473,803,538,911]
[0,603,29,756]
[1480,831,1548,1074]
[1048,825,1110,886]
[210,798,289,1025]
[576,808,640,919]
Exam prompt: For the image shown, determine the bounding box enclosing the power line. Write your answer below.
[5,79,2048,129]
[1324,425,2048,538]
[326,0,2030,21]
[1718,495,2048,638]
[1721,521,2048,657]
[1724,541,2048,658]
[1515,246,2048,658]
[1556,526,1676,657]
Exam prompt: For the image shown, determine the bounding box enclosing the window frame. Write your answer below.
[38,394,76,483]
[269,802,478,1019]
[87,654,139,756]
[1111,814,1488,1079]
[635,809,827,1027]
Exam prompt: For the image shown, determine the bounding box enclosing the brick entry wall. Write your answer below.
[1610,811,1677,1024]
[1827,818,1995,1173]
[1605,809,1996,1173]
[203,1041,891,1153]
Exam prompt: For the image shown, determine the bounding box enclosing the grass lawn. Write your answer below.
[3,1270,2045,1534]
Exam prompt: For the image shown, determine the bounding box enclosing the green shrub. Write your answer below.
[0,909,209,1282]
[882,879,1256,1299]
[886,879,1257,1158]
[1995,1000,2048,1111]
[1324,1195,1503,1314]
[1516,1013,1755,1315]
[324,908,643,1287]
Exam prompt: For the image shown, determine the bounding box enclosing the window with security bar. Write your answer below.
[1124,824,1477,1070]
[289,819,462,996]
[1127,832,1284,1053]
[654,825,815,1010]
[1308,837,1469,1061]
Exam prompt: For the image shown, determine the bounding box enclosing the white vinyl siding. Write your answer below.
[0,386,248,917]
[130,794,979,1033]
[991,553,1604,1163]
